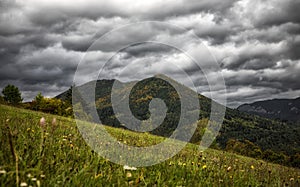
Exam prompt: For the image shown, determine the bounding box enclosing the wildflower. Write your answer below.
[123,165,137,170]
[31,178,37,181]
[40,174,45,178]
[0,170,6,174]
[227,166,232,172]
[36,180,41,187]
[20,182,28,187]
[40,117,46,127]
[126,172,132,178]
[202,165,207,169]
[128,181,134,185]
[26,173,32,178]
[51,118,57,132]
[212,157,219,163]
[250,165,255,170]
[52,118,57,126]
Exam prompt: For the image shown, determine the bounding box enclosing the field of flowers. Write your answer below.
[0,104,299,186]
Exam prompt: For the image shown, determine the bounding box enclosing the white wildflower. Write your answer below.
[52,118,57,126]
[20,182,28,187]
[0,170,6,174]
[40,117,46,127]
[123,165,137,170]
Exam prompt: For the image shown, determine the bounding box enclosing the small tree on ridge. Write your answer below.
[2,84,23,105]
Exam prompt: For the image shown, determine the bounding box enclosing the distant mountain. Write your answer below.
[57,75,300,166]
[237,97,300,122]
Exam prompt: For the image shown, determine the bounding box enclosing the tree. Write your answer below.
[30,92,73,117]
[0,96,5,104]
[1,85,23,105]
[34,92,44,110]
[64,85,73,104]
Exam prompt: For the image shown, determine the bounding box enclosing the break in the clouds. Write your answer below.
[0,0,299,107]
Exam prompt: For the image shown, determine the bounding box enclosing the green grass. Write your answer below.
[0,104,300,186]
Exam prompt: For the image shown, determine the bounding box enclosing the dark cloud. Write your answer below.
[285,37,300,60]
[0,0,299,107]
[255,0,300,27]
[21,0,236,25]
[0,43,80,101]
[122,42,176,58]
[61,35,95,52]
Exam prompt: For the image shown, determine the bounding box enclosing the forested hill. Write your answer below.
[57,75,300,167]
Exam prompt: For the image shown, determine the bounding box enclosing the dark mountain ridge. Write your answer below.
[238,97,300,122]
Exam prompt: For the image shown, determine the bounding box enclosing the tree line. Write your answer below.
[0,84,73,117]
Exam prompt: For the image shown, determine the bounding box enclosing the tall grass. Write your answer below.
[0,104,299,186]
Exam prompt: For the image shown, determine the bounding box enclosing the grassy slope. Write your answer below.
[0,104,299,187]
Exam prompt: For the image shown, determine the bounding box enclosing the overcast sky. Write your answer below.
[0,0,299,108]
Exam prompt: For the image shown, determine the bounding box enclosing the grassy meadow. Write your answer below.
[0,104,300,186]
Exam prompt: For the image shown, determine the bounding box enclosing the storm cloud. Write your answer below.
[0,0,299,107]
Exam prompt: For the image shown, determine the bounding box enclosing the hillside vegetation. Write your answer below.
[58,76,300,167]
[0,104,300,186]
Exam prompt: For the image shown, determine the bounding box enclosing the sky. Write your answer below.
[0,0,300,108]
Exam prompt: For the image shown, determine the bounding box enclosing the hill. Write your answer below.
[0,104,300,186]
[57,75,300,167]
[238,97,300,122]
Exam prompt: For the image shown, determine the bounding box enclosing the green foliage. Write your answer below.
[0,96,5,104]
[226,139,262,158]
[73,102,92,121]
[1,84,23,105]
[291,153,300,167]
[262,150,288,164]
[33,92,44,110]
[55,85,73,104]
[224,139,300,167]
[29,93,73,117]
[0,104,300,186]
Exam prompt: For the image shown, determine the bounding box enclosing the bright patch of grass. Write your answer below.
[0,104,299,186]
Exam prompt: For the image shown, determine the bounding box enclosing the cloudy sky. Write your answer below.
[0,0,300,108]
